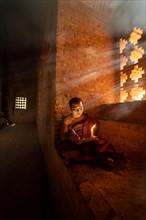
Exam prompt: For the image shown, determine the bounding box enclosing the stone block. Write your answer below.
[79,181,114,220]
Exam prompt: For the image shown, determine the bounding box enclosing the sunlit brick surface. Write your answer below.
[130,46,144,63]
[120,38,128,53]
[130,65,144,83]
[129,27,143,45]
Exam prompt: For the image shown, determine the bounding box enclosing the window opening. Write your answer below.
[15,97,27,109]
[119,27,145,102]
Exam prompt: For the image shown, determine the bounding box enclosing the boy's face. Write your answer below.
[70,101,84,118]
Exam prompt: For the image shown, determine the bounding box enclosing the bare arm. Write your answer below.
[60,117,81,144]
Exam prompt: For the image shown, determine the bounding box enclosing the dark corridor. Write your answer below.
[0,123,55,220]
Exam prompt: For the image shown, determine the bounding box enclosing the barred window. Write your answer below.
[119,27,145,102]
[15,97,27,109]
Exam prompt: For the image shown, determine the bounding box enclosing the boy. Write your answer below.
[61,97,117,170]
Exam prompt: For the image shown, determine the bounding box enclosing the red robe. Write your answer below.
[61,113,117,162]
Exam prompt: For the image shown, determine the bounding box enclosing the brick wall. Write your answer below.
[98,120,146,167]
[37,1,93,218]
[37,1,146,219]
[37,1,118,219]
[55,0,116,125]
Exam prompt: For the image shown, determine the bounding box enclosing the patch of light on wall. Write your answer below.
[120,26,145,102]
[130,86,145,101]
[120,88,128,102]
[120,38,127,53]
[120,54,128,70]
[130,65,144,82]
[130,46,144,63]
[120,72,128,87]
[15,97,27,109]
[129,27,143,45]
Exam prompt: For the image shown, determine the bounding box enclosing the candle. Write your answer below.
[91,124,96,137]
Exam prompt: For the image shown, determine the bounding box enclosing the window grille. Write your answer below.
[15,97,27,109]
[119,27,145,102]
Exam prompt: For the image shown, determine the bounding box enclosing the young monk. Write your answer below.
[60,97,117,170]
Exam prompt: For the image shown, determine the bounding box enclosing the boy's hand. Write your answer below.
[92,135,99,141]
[69,128,82,144]
[69,133,81,144]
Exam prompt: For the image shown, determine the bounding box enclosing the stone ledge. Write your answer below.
[95,101,146,124]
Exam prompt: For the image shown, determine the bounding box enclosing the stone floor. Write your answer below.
[1,123,146,220]
[0,123,55,220]
[66,156,146,220]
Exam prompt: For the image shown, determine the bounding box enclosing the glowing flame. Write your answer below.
[91,124,96,137]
